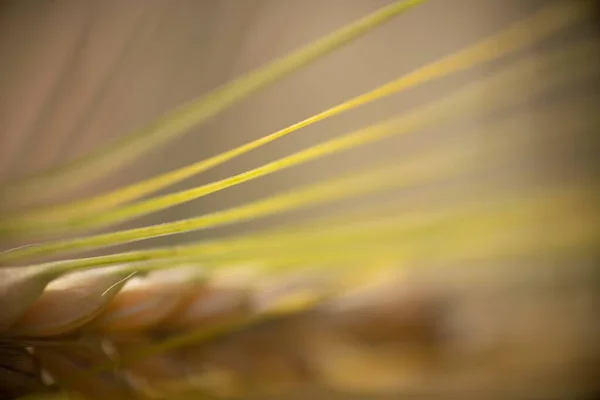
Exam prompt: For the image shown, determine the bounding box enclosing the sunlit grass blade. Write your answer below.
[0,0,426,206]
[2,0,587,225]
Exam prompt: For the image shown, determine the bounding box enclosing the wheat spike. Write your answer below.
[1,1,599,399]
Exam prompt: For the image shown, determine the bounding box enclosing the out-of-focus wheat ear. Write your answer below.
[157,270,333,397]
[304,268,443,393]
[91,266,201,334]
[34,344,136,400]
[89,189,599,377]
[158,265,260,331]
[6,266,135,338]
[103,267,329,378]
[0,265,63,332]
[179,315,317,397]
[107,336,193,399]
[250,268,334,316]
[0,0,586,234]
[0,345,49,399]
[0,0,426,209]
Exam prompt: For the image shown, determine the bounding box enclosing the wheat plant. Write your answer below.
[0,1,599,399]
